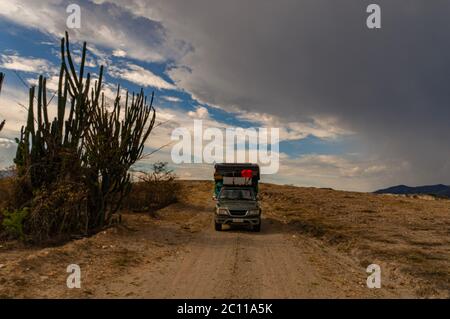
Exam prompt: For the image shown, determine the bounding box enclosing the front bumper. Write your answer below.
[215,216,260,226]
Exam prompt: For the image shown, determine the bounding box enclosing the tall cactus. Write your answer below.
[0,72,5,131]
[15,33,89,188]
[0,72,3,90]
[14,32,156,236]
[83,87,156,226]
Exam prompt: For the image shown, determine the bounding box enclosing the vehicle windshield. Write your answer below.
[219,189,255,201]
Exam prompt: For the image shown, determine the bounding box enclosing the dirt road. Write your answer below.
[2,181,446,298]
[95,214,404,298]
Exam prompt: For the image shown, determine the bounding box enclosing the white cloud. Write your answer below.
[0,84,29,141]
[108,63,176,91]
[112,49,127,57]
[0,53,53,73]
[188,106,208,119]
[0,0,189,63]
[265,153,410,192]
[26,74,60,93]
[73,53,97,68]
[161,95,181,103]
[87,45,112,67]
[236,110,352,141]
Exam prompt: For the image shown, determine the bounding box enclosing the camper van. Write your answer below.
[213,163,261,232]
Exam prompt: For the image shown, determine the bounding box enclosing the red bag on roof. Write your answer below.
[241,169,253,178]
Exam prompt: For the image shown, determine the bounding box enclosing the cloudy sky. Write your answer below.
[0,0,449,192]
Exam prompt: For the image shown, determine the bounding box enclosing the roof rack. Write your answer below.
[214,163,260,180]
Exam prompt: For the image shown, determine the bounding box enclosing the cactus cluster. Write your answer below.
[13,32,156,237]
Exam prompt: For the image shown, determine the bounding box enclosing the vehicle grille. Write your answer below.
[229,210,247,216]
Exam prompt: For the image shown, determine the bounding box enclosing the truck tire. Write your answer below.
[215,222,222,231]
[253,222,261,232]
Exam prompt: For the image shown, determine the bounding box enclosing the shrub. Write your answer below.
[24,181,88,242]
[0,179,11,234]
[2,208,29,240]
[0,174,15,210]
[124,162,180,213]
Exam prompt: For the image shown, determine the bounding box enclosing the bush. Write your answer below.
[2,208,29,240]
[0,173,19,234]
[124,162,180,213]
[0,175,15,210]
[24,181,89,243]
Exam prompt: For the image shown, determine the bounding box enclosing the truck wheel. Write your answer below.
[253,222,261,232]
[215,222,222,231]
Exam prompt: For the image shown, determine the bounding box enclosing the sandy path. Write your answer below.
[93,210,412,298]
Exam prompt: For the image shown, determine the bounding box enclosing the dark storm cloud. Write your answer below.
[138,0,450,187]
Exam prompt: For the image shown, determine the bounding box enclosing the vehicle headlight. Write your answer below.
[247,209,260,216]
[217,208,229,215]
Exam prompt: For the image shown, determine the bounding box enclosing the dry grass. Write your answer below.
[0,177,14,209]
[0,174,181,242]
[123,179,180,213]
[0,177,15,235]
[258,183,450,297]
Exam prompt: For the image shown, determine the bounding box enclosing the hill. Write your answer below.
[375,184,450,198]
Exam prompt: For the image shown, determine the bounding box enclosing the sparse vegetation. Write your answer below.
[2,208,29,240]
[124,162,179,213]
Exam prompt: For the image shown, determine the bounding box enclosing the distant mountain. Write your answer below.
[374,184,450,198]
